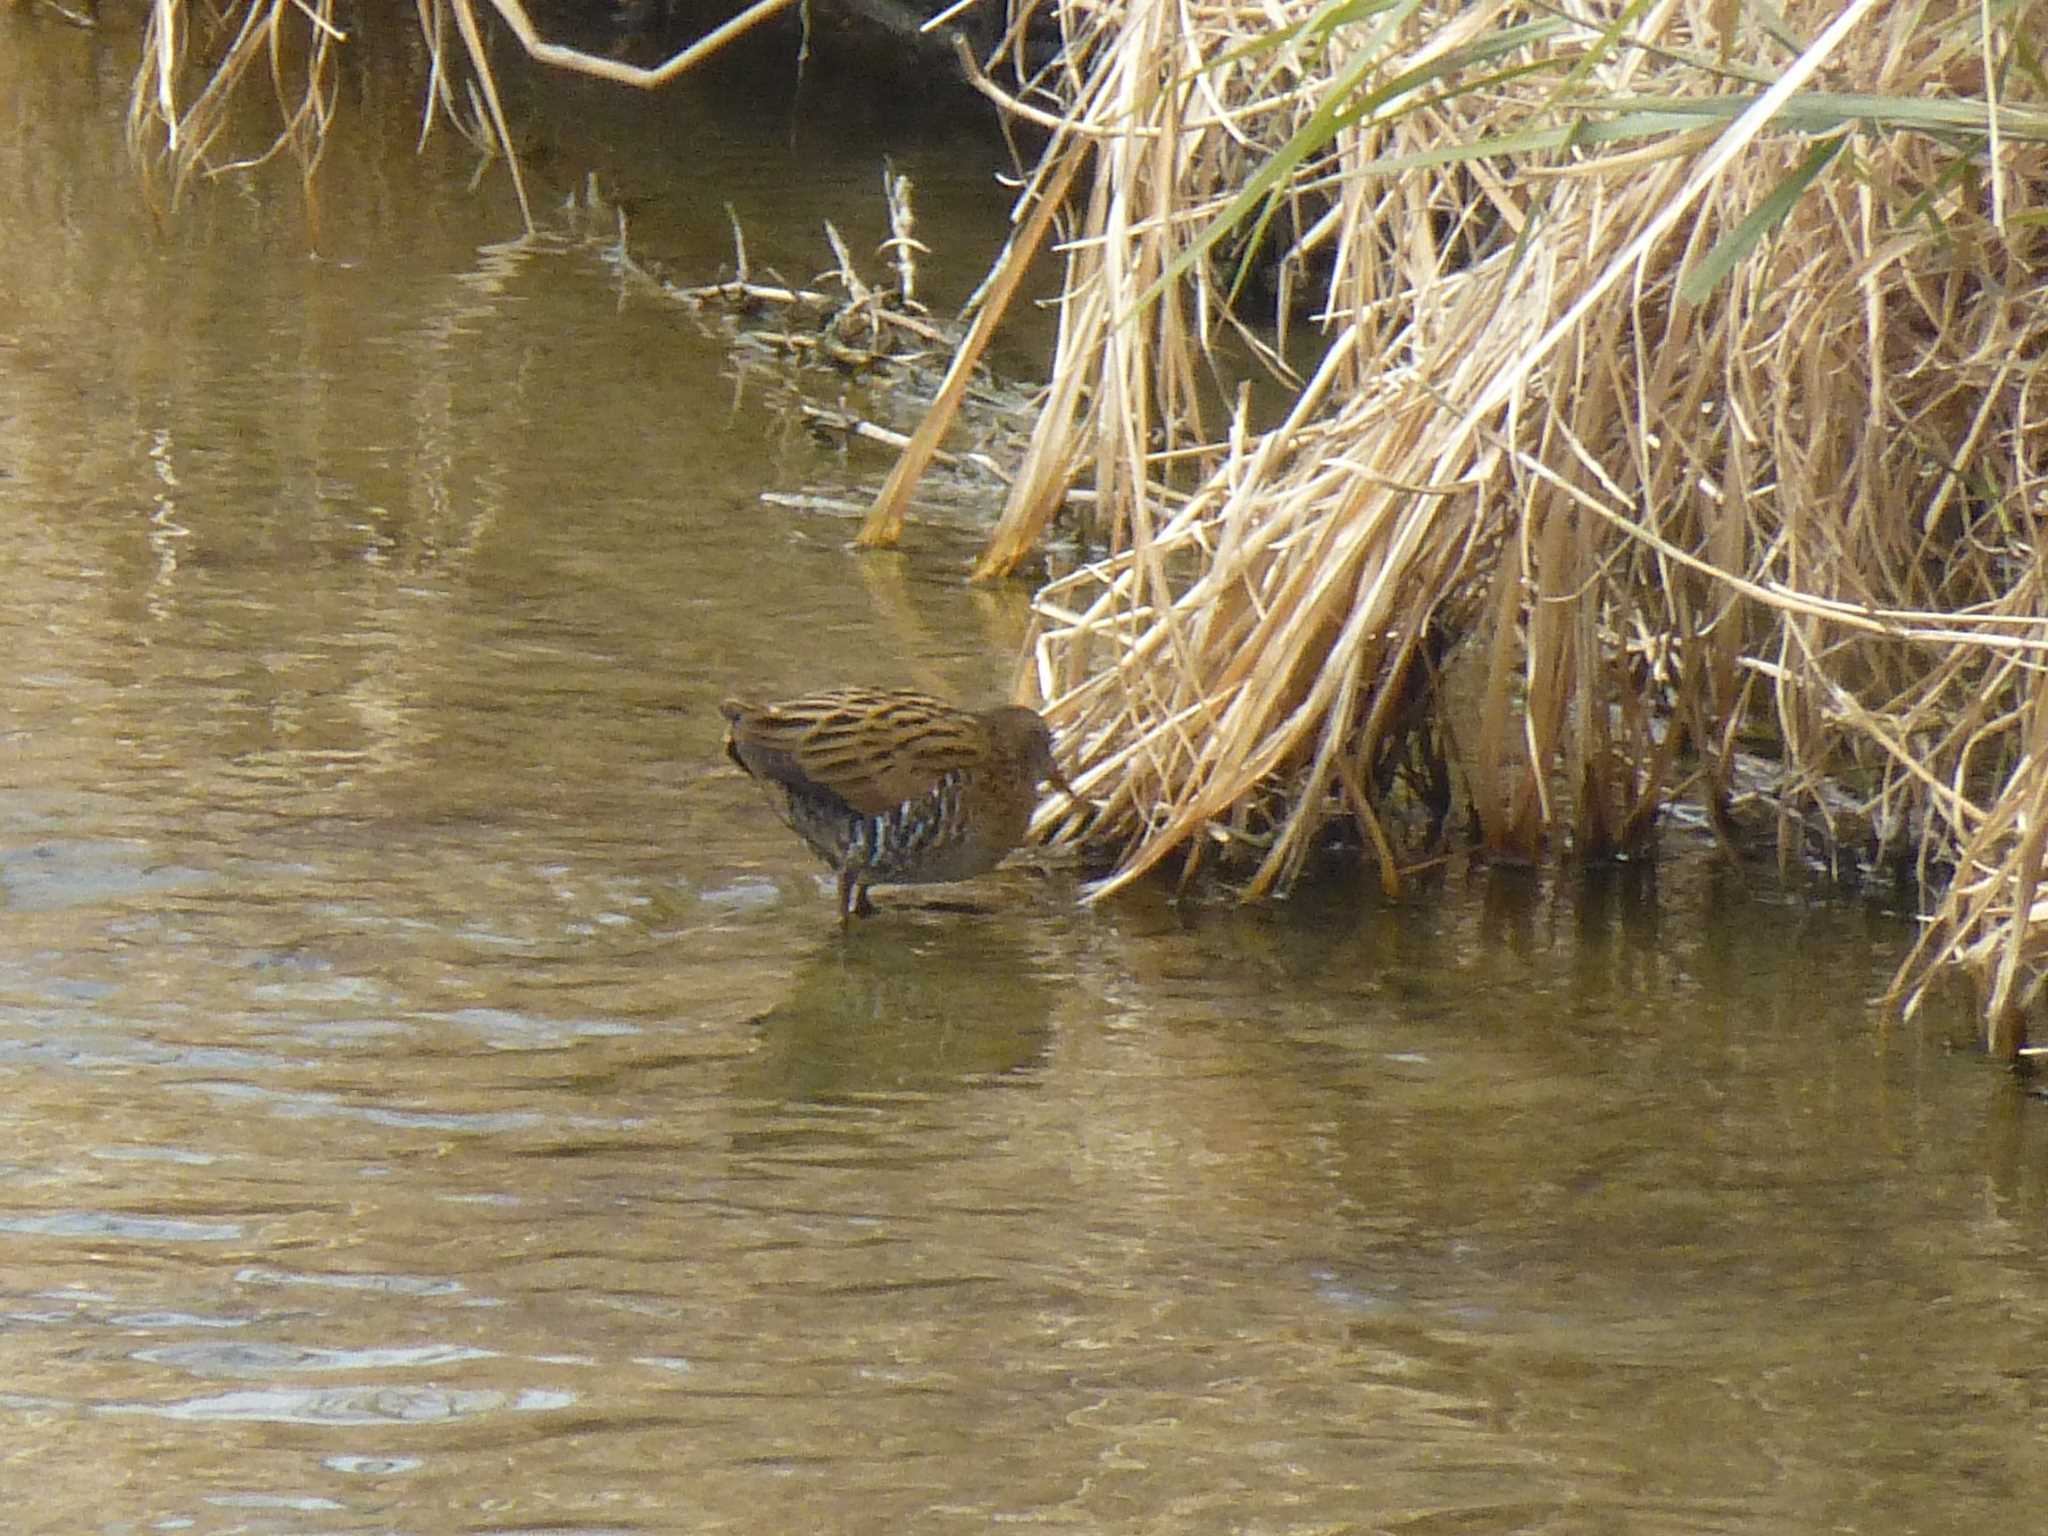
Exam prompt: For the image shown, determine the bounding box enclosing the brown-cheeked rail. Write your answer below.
[720,688,1073,923]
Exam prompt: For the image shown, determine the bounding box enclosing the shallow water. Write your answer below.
[4,15,2047,1534]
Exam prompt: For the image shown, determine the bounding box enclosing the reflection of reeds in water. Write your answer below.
[740,919,1054,1102]
[130,0,541,230]
[127,0,806,232]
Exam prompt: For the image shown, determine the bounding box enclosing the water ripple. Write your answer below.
[445,1007,643,1048]
[0,838,212,910]
[206,1492,346,1512]
[89,1145,221,1167]
[0,1210,242,1241]
[185,1080,547,1134]
[0,1031,280,1076]
[135,1341,498,1376]
[323,1454,423,1476]
[102,1384,573,1424]
[234,1266,466,1297]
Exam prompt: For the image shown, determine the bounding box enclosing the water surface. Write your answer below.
[3,15,2044,1534]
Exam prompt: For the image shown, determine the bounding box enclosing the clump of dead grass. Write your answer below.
[868,0,2048,1050]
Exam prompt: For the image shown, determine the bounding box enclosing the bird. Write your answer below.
[720,688,1073,922]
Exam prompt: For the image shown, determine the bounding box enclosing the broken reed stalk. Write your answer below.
[858,124,1087,549]
[979,0,2048,1049]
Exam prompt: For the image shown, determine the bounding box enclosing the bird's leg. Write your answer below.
[836,865,875,923]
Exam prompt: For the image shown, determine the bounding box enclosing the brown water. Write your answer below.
[4,16,2046,1535]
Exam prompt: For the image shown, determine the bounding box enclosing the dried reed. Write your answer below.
[907,0,2048,1050]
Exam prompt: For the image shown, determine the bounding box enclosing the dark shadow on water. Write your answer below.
[740,913,1055,1101]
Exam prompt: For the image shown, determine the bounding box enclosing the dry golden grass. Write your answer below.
[868,0,2048,1049]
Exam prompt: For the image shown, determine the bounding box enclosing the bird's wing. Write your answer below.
[722,690,987,815]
